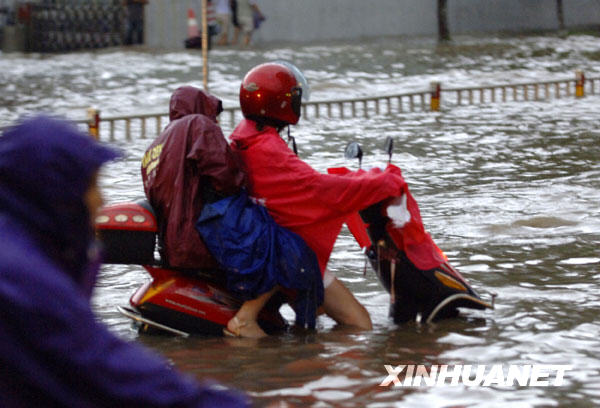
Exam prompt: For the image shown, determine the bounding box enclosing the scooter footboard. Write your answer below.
[129,267,288,336]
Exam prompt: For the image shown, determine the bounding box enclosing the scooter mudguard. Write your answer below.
[357,199,492,323]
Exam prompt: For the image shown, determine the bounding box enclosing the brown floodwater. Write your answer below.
[1,33,599,407]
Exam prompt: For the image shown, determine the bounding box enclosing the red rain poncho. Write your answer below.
[230,119,444,275]
[142,87,245,268]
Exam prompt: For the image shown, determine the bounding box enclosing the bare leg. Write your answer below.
[217,18,229,45]
[217,30,228,46]
[243,32,252,46]
[232,26,240,45]
[226,287,278,338]
[322,277,372,330]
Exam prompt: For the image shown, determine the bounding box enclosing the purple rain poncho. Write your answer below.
[0,115,248,407]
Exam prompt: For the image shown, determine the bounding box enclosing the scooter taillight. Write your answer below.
[95,202,157,232]
[95,201,158,264]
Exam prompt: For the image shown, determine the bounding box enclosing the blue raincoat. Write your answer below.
[0,116,248,407]
[196,190,324,329]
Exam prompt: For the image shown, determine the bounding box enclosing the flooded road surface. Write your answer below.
[2,34,600,407]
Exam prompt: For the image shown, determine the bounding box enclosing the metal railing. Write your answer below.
[3,73,597,140]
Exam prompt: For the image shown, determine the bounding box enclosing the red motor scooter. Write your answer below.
[97,137,493,336]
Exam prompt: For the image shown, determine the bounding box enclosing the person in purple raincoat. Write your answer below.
[0,115,248,407]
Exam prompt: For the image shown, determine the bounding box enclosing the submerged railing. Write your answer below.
[4,72,597,141]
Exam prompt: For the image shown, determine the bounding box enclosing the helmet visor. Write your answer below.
[277,61,310,102]
[291,86,302,119]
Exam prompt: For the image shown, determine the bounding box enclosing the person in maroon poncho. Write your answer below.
[143,86,287,338]
[229,62,410,335]
[142,86,245,270]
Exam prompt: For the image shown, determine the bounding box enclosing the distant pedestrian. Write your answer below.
[124,0,148,45]
[215,0,231,45]
[235,0,264,46]
[230,0,240,44]
[207,0,220,39]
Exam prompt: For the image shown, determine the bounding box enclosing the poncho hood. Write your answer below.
[169,86,223,121]
[0,115,120,292]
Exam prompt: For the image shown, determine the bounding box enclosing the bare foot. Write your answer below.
[225,316,267,338]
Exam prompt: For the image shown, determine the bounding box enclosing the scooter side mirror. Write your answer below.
[384,136,394,164]
[345,142,363,169]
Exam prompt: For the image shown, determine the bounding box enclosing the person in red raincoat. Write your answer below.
[141,86,245,269]
[229,62,409,332]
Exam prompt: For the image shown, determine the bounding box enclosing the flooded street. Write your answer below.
[2,34,600,406]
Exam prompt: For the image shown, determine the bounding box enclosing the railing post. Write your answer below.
[125,118,131,141]
[87,108,100,140]
[141,117,146,139]
[430,81,441,111]
[575,70,585,98]
[109,120,115,142]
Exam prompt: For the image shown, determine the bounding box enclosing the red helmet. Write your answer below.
[239,62,309,126]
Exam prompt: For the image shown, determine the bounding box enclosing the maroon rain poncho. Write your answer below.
[142,87,245,269]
